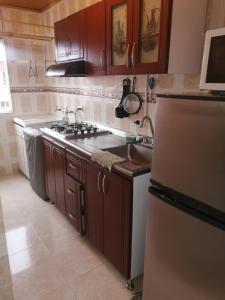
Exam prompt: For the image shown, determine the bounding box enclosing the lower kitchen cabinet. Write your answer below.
[43,135,135,279]
[84,160,132,278]
[43,138,57,204]
[65,174,83,233]
[54,142,66,215]
[84,160,104,252]
[43,137,66,215]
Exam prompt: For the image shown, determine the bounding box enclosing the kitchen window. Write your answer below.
[0,39,12,113]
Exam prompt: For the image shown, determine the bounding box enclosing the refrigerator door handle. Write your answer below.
[149,184,225,232]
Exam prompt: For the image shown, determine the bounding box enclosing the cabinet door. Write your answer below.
[106,0,133,75]
[54,143,66,215]
[84,160,104,252]
[54,18,70,62]
[132,0,172,74]
[103,170,132,278]
[66,10,85,61]
[85,1,106,75]
[65,175,83,233]
[43,139,56,204]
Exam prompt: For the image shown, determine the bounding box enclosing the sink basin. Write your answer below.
[104,144,152,164]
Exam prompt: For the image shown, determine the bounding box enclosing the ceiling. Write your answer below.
[0,0,62,12]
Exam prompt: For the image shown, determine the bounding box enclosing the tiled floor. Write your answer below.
[0,173,132,300]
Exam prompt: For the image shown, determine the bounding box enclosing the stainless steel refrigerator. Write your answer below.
[142,97,225,300]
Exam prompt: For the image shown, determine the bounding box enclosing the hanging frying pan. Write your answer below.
[115,78,131,118]
[123,76,142,115]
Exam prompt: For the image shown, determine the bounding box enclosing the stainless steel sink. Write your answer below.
[104,144,152,164]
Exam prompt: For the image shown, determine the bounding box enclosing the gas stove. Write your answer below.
[50,122,111,139]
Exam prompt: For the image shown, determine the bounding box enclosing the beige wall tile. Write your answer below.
[93,101,102,123]
[0,166,7,177]
[157,74,174,89]
[20,95,32,113]
[11,162,19,173]
[17,64,28,84]
[6,119,15,137]
[36,95,49,112]
[0,145,4,161]
[9,141,18,158]
[183,74,200,90]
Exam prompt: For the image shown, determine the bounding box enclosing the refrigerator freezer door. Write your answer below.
[143,194,225,300]
[151,98,225,213]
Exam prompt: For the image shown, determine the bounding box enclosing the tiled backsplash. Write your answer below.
[0,0,223,176]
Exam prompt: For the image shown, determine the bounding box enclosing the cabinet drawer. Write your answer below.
[66,153,82,181]
[65,175,83,233]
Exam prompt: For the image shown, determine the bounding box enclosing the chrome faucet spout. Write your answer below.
[140,115,154,138]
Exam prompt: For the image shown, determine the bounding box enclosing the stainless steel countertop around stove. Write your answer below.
[40,128,151,177]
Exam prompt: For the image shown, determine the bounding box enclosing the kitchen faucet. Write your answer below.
[140,115,154,138]
[62,107,70,124]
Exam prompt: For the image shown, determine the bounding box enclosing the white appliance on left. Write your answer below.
[13,115,59,178]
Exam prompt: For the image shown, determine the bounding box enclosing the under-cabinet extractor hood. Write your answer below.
[46,60,85,77]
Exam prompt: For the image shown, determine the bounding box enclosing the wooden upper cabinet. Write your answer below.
[54,18,69,62]
[106,0,133,75]
[85,1,106,76]
[106,0,172,75]
[66,10,85,61]
[54,10,84,62]
[132,0,172,74]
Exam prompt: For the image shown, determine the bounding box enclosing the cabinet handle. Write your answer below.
[67,188,75,195]
[100,50,105,70]
[68,39,72,55]
[52,147,55,158]
[65,41,68,56]
[102,174,106,194]
[69,162,77,170]
[68,212,75,220]
[126,43,130,69]
[97,171,102,193]
[65,39,71,56]
[131,42,136,68]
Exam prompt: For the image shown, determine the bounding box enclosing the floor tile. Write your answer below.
[5,224,42,255]
[31,285,77,300]
[8,243,50,275]
[71,263,132,300]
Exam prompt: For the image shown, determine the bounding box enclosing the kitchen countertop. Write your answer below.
[13,114,59,127]
[41,128,151,177]
[157,92,225,102]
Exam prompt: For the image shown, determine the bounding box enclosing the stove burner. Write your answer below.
[50,124,66,133]
[49,122,109,139]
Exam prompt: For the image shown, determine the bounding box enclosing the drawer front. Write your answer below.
[66,150,82,181]
[65,175,83,233]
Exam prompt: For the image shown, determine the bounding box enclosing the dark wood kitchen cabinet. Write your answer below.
[106,0,133,75]
[43,137,66,215]
[84,160,132,278]
[85,1,106,75]
[65,174,83,233]
[54,142,66,215]
[43,138,57,204]
[54,18,69,62]
[65,149,84,233]
[54,10,84,62]
[106,0,172,74]
[84,160,104,252]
